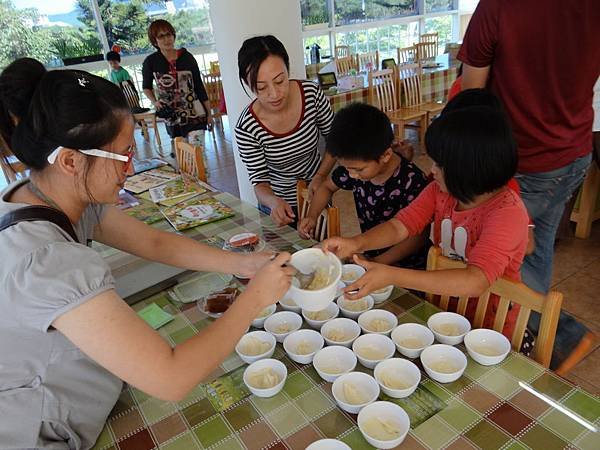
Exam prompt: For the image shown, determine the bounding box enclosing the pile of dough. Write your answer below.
[358,345,387,360]
[368,318,391,332]
[320,364,342,375]
[326,328,347,342]
[280,298,297,306]
[247,367,281,389]
[342,270,358,282]
[241,336,271,356]
[380,369,411,390]
[435,323,463,336]
[429,360,458,373]
[343,298,368,312]
[399,337,424,349]
[274,322,292,333]
[256,307,272,319]
[305,309,332,321]
[471,344,500,356]
[306,267,331,290]
[295,340,314,355]
[363,417,402,441]
[343,382,368,404]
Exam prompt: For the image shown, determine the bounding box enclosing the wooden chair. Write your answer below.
[415,42,438,62]
[1,152,27,183]
[120,81,162,148]
[368,68,428,144]
[397,63,445,125]
[425,246,562,368]
[297,180,340,241]
[357,50,379,72]
[202,72,224,139]
[336,55,358,76]
[419,32,439,47]
[173,137,207,182]
[570,164,600,238]
[209,61,220,75]
[397,45,417,65]
[335,45,350,59]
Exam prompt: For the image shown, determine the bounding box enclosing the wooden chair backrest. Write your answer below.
[419,32,438,46]
[335,45,350,59]
[416,41,438,61]
[357,50,379,72]
[202,72,222,114]
[119,80,141,109]
[209,61,220,75]
[425,246,562,368]
[368,68,399,112]
[397,45,417,65]
[296,180,340,242]
[336,55,357,76]
[174,137,207,182]
[397,64,423,108]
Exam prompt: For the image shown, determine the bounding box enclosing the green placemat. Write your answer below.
[137,303,175,329]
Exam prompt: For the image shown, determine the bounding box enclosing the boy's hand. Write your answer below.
[321,236,360,260]
[307,174,325,201]
[344,254,395,299]
[298,217,316,239]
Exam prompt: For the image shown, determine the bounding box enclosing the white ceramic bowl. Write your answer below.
[374,358,421,398]
[235,331,276,364]
[358,309,398,336]
[420,344,467,383]
[313,345,357,382]
[264,311,303,343]
[332,372,380,414]
[306,439,351,450]
[370,285,394,304]
[302,302,340,330]
[337,295,374,320]
[391,323,435,358]
[243,358,287,398]
[283,329,324,364]
[464,328,511,366]
[427,312,471,345]
[335,281,346,298]
[251,304,277,328]
[352,334,396,369]
[284,249,342,312]
[278,296,302,313]
[340,263,366,286]
[358,401,410,449]
[320,318,361,348]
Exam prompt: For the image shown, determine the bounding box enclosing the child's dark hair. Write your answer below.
[238,35,290,94]
[0,62,130,171]
[426,106,517,204]
[442,88,503,115]
[106,51,121,62]
[326,102,394,161]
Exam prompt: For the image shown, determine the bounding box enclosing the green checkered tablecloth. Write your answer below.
[92,191,599,450]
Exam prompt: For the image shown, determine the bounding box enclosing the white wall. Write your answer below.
[209,0,306,204]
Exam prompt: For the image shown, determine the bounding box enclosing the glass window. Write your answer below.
[424,15,453,53]
[425,0,454,14]
[334,0,417,26]
[303,35,332,64]
[1,0,102,68]
[301,0,330,27]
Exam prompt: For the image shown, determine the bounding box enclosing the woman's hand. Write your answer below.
[242,252,294,309]
[271,197,296,226]
[298,216,316,239]
[344,254,395,299]
[321,236,361,260]
[236,251,275,279]
[307,174,325,201]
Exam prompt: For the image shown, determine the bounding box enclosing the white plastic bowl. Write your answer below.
[391,323,435,358]
[340,263,366,286]
[264,311,303,343]
[251,304,277,328]
[278,296,302,313]
[243,358,287,398]
[302,302,340,330]
[370,285,394,304]
[284,249,342,312]
[464,328,511,366]
[358,401,410,449]
[427,312,471,345]
[374,358,421,398]
[320,318,361,348]
[332,372,380,414]
[358,309,398,336]
[313,345,357,382]
[353,334,396,369]
[306,439,351,450]
[235,331,277,364]
[420,344,467,383]
[283,329,324,364]
[337,295,374,320]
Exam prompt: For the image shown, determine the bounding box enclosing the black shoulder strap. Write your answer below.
[0,205,79,244]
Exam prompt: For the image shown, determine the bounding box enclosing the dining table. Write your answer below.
[91,186,599,450]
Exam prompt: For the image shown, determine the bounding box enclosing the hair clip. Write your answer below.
[78,76,89,87]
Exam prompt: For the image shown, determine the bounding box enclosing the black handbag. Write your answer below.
[0,205,79,243]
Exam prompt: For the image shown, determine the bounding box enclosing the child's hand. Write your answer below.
[307,174,325,201]
[298,217,316,239]
[344,254,395,299]
[243,252,294,309]
[321,236,360,260]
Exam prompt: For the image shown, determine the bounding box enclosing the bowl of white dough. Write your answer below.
[358,401,411,449]
[243,358,287,398]
[285,249,342,312]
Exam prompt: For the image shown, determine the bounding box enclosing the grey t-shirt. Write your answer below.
[0,179,123,450]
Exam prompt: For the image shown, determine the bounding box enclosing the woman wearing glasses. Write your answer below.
[142,19,212,143]
[0,60,292,449]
